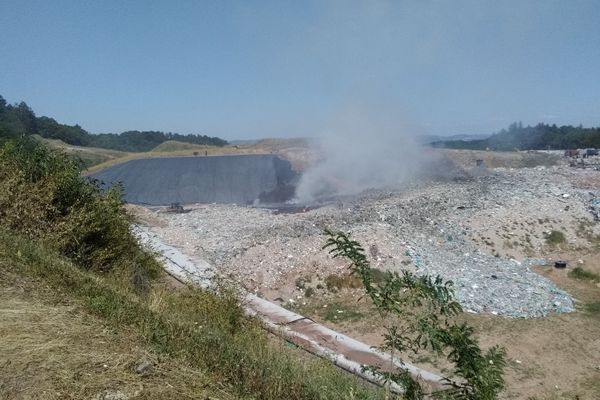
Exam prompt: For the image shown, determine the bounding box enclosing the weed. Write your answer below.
[568,267,600,282]
[545,230,566,245]
[586,302,600,315]
[413,355,434,364]
[295,277,307,289]
[304,287,315,298]
[322,303,364,323]
[325,273,362,291]
[324,229,506,400]
[370,268,387,283]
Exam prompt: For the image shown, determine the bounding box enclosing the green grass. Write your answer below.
[568,267,600,282]
[323,303,365,323]
[586,302,600,315]
[0,230,384,400]
[545,230,566,245]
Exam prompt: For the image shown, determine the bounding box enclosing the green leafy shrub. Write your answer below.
[0,137,160,278]
[545,230,566,245]
[323,229,506,400]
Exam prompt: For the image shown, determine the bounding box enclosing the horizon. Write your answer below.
[1,1,599,141]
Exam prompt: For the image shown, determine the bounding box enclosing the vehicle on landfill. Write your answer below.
[166,202,189,213]
[585,148,598,157]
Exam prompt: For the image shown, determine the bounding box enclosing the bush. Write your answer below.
[0,137,160,279]
[545,230,566,245]
[325,273,363,291]
[324,229,506,400]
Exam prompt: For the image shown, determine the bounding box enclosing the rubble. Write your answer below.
[139,164,600,318]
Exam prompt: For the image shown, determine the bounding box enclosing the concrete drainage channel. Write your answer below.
[134,225,449,394]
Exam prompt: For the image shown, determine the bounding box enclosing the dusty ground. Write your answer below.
[131,149,600,399]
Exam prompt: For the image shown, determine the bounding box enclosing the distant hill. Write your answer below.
[0,94,228,152]
[431,122,600,150]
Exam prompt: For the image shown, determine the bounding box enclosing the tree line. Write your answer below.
[0,95,228,152]
[431,122,600,150]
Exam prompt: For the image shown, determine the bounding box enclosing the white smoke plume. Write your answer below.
[294,106,424,204]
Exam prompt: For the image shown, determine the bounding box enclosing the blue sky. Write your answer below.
[1,0,599,140]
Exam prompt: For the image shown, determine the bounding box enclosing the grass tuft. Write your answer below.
[545,230,566,246]
[323,303,365,323]
[568,267,600,282]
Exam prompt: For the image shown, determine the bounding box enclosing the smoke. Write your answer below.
[294,105,423,204]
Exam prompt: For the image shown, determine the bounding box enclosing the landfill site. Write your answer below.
[93,147,600,399]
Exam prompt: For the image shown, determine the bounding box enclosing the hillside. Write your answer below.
[33,135,129,167]
[0,263,235,400]
[85,137,314,174]
[0,136,381,399]
[0,94,228,152]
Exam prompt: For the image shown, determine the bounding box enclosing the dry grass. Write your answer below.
[0,272,233,400]
[150,140,212,152]
[83,137,311,174]
[33,135,129,168]
[0,230,383,400]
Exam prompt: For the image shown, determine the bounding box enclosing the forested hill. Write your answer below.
[0,95,228,151]
[431,122,600,150]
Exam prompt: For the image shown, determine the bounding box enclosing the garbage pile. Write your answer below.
[144,164,600,318]
[591,195,600,221]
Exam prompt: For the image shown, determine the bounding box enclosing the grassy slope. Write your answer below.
[84,137,311,174]
[0,270,234,400]
[0,229,383,400]
[33,135,130,168]
[150,140,213,152]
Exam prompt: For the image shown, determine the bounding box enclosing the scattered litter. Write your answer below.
[554,261,567,269]
[138,164,592,318]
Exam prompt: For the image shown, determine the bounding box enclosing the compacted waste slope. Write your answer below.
[90,155,298,205]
